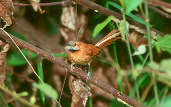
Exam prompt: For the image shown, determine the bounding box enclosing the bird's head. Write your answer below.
[65,41,80,52]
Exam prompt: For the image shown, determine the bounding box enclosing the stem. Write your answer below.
[113,43,124,93]
[124,20,140,100]
[145,0,159,104]
[123,14,134,69]
[135,80,140,100]
[152,71,159,105]
[122,10,140,99]
[145,0,153,62]
[153,80,160,104]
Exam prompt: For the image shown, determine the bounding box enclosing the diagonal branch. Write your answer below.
[0,29,146,107]
[149,0,171,9]
[149,5,171,19]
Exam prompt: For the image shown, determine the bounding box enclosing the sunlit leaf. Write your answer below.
[92,16,114,38]
[155,35,171,53]
[30,96,36,104]
[17,91,29,97]
[133,45,146,56]
[158,95,171,107]
[33,82,58,100]
[124,0,143,14]
[160,59,171,72]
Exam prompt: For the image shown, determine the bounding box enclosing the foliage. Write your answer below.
[155,35,171,53]
[92,16,115,38]
[124,0,143,14]
[33,82,58,100]
[37,62,46,103]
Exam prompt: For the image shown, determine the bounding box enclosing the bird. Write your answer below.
[65,29,121,81]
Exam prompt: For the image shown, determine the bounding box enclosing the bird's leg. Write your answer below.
[86,63,91,82]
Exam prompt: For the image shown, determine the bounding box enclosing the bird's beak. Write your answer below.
[65,45,80,51]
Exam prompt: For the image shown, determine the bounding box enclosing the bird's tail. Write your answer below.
[95,30,120,49]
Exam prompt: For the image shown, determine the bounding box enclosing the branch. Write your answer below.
[74,0,165,36]
[14,0,71,7]
[0,28,146,107]
[149,0,171,9]
[149,5,171,19]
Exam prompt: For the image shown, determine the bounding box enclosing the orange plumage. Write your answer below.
[67,30,120,65]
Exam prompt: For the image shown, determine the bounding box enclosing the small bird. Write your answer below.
[65,30,120,80]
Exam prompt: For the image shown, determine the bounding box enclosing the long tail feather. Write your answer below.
[95,30,120,49]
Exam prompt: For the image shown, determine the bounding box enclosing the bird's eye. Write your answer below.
[67,41,76,46]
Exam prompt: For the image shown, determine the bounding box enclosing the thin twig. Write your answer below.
[149,5,171,19]
[14,0,72,7]
[149,0,171,9]
[0,29,146,107]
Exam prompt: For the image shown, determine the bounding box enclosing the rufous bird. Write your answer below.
[65,30,121,80]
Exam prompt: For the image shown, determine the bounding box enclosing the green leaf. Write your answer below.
[105,1,146,25]
[37,62,45,104]
[155,35,171,53]
[124,0,143,14]
[53,53,68,58]
[33,82,58,100]
[92,16,114,38]
[7,50,37,66]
